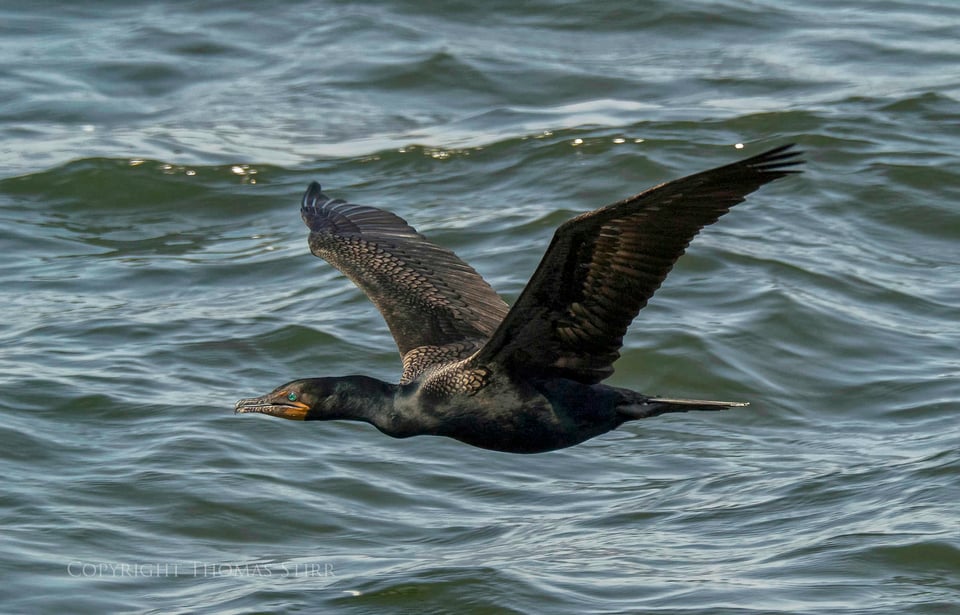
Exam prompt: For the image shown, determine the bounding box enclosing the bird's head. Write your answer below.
[234,378,341,421]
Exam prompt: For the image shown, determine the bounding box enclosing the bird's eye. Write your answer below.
[287,392,298,402]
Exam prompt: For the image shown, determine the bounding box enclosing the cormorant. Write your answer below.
[236,144,802,453]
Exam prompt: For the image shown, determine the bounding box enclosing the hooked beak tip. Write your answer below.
[234,398,256,414]
[233,397,310,420]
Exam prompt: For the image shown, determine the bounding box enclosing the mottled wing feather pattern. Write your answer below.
[470,144,803,384]
[399,340,485,385]
[420,360,491,398]
[301,182,510,380]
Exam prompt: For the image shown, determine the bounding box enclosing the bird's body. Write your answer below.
[237,369,709,454]
[236,144,802,453]
[390,370,629,453]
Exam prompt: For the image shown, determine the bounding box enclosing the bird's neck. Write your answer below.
[324,375,400,432]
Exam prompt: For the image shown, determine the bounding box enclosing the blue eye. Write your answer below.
[287,392,298,402]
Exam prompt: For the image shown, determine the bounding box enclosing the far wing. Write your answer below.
[301,183,509,381]
[468,144,803,384]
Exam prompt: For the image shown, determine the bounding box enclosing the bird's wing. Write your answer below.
[300,183,509,382]
[468,144,803,384]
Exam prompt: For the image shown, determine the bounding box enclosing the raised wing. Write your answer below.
[300,182,509,382]
[469,144,803,383]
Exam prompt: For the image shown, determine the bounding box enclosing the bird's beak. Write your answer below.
[234,396,310,420]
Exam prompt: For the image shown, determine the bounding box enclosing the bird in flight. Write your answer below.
[236,144,802,453]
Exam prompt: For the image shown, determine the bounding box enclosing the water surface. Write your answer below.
[2,1,959,613]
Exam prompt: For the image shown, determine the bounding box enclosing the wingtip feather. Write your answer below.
[747,143,805,173]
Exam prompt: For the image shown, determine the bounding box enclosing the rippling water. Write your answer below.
[2,1,959,613]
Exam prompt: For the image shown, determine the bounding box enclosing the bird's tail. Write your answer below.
[618,396,748,420]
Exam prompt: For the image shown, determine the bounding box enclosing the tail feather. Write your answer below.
[619,396,748,420]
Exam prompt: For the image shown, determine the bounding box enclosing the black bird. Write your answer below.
[236,144,802,453]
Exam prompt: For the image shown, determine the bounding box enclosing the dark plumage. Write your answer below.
[236,144,803,453]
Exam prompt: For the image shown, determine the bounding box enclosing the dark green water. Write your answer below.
[2,1,959,613]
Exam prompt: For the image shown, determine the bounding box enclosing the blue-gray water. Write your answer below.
[2,1,959,613]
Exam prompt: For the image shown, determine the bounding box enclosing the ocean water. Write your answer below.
[2,0,959,613]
